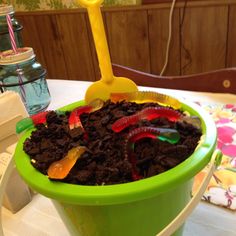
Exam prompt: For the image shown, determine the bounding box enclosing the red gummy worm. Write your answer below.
[125,127,160,160]
[140,107,181,122]
[112,114,140,133]
[31,111,50,125]
[126,127,180,145]
[68,106,92,128]
[124,128,159,181]
[129,152,142,181]
[112,107,182,133]
[124,127,180,180]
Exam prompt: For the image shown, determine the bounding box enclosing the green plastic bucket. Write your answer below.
[14,100,217,236]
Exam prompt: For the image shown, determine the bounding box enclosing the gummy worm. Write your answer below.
[69,98,104,130]
[69,106,92,130]
[110,91,181,109]
[16,99,104,134]
[47,146,87,179]
[112,107,182,133]
[124,127,180,180]
[16,110,65,134]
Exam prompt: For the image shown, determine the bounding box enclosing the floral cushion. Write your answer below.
[193,103,236,210]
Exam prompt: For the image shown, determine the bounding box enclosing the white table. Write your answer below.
[2,80,236,236]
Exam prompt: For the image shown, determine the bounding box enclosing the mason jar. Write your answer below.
[0,47,51,115]
[0,4,23,52]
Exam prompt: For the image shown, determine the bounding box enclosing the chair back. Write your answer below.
[112,64,236,94]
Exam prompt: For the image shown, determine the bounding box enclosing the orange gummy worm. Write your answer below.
[47,146,87,179]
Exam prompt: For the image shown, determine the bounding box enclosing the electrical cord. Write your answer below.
[180,0,192,73]
[160,0,177,76]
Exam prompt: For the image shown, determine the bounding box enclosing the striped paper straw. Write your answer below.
[6,14,17,53]
[6,13,27,104]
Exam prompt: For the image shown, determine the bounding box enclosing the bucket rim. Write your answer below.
[14,99,217,205]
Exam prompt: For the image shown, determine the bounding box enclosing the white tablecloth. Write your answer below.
[2,80,236,236]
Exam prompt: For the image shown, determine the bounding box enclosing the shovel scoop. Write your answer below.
[77,0,138,104]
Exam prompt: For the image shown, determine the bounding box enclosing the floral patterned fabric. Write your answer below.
[193,103,236,210]
[0,0,140,11]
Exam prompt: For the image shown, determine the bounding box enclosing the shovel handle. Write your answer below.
[77,0,114,83]
[156,149,222,236]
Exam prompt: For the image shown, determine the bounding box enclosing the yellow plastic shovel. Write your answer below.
[77,0,138,104]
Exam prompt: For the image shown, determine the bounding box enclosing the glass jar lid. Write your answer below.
[0,47,35,65]
[0,4,14,16]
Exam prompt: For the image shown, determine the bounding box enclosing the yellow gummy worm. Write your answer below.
[110,91,182,109]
